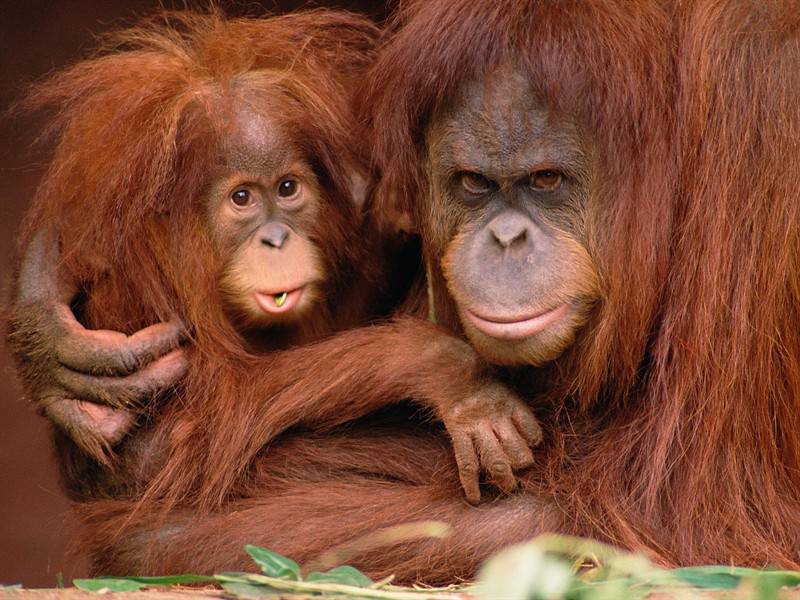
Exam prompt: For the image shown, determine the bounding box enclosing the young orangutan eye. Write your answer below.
[231,188,253,207]
[459,172,493,195]
[530,170,563,192]
[277,178,300,199]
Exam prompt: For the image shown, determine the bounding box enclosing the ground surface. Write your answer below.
[5,588,800,600]
[3,590,224,600]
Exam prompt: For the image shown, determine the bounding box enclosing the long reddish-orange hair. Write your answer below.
[361,0,800,568]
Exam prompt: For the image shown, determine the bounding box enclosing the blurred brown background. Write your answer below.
[0,0,386,587]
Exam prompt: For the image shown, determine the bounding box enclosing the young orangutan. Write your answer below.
[6,9,542,519]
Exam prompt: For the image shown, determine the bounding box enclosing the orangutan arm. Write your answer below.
[6,229,188,464]
[203,317,542,503]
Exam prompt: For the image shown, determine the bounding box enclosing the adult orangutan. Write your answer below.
[347,0,800,573]
[12,0,800,584]
[6,8,543,530]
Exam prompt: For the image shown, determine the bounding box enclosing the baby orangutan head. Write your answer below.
[208,104,327,328]
[198,75,366,334]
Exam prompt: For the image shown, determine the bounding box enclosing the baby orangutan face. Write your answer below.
[205,104,325,329]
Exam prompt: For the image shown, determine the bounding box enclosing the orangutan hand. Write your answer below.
[439,380,542,504]
[7,230,189,464]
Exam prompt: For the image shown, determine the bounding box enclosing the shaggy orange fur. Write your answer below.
[10,0,800,584]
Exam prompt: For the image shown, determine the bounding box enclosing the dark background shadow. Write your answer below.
[0,0,386,587]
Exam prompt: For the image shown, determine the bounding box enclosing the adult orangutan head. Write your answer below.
[364,0,674,393]
[429,64,599,366]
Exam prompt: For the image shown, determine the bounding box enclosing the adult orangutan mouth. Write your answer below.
[254,286,305,314]
[465,303,569,340]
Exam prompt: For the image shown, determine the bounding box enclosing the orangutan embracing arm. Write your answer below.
[7,229,188,462]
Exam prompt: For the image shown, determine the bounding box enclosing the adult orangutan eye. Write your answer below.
[459,172,493,195]
[530,170,563,192]
[277,178,301,200]
[231,188,254,207]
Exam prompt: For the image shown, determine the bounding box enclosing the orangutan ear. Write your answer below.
[381,193,415,234]
[373,180,416,234]
[347,169,415,234]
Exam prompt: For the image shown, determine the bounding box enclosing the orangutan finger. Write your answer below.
[15,230,75,305]
[41,397,136,464]
[475,427,517,495]
[53,348,188,408]
[449,430,481,504]
[493,420,535,471]
[54,305,187,376]
[511,405,544,448]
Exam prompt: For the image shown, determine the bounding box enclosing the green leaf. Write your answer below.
[760,570,800,587]
[74,578,146,592]
[582,578,645,600]
[754,576,783,600]
[751,570,800,596]
[671,567,745,589]
[73,574,214,592]
[244,545,301,580]
[221,581,282,598]
[132,574,216,585]
[306,565,373,587]
[670,565,800,591]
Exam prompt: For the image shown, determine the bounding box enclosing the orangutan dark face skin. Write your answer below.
[429,67,600,366]
[206,105,325,329]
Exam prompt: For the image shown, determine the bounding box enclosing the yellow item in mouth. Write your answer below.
[274,292,288,307]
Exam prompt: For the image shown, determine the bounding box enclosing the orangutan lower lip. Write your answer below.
[465,303,569,340]
[254,287,304,314]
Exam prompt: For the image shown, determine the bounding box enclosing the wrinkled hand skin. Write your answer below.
[437,373,543,504]
[6,231,189,465]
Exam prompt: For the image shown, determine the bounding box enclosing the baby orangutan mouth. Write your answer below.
[255,287,305,314]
